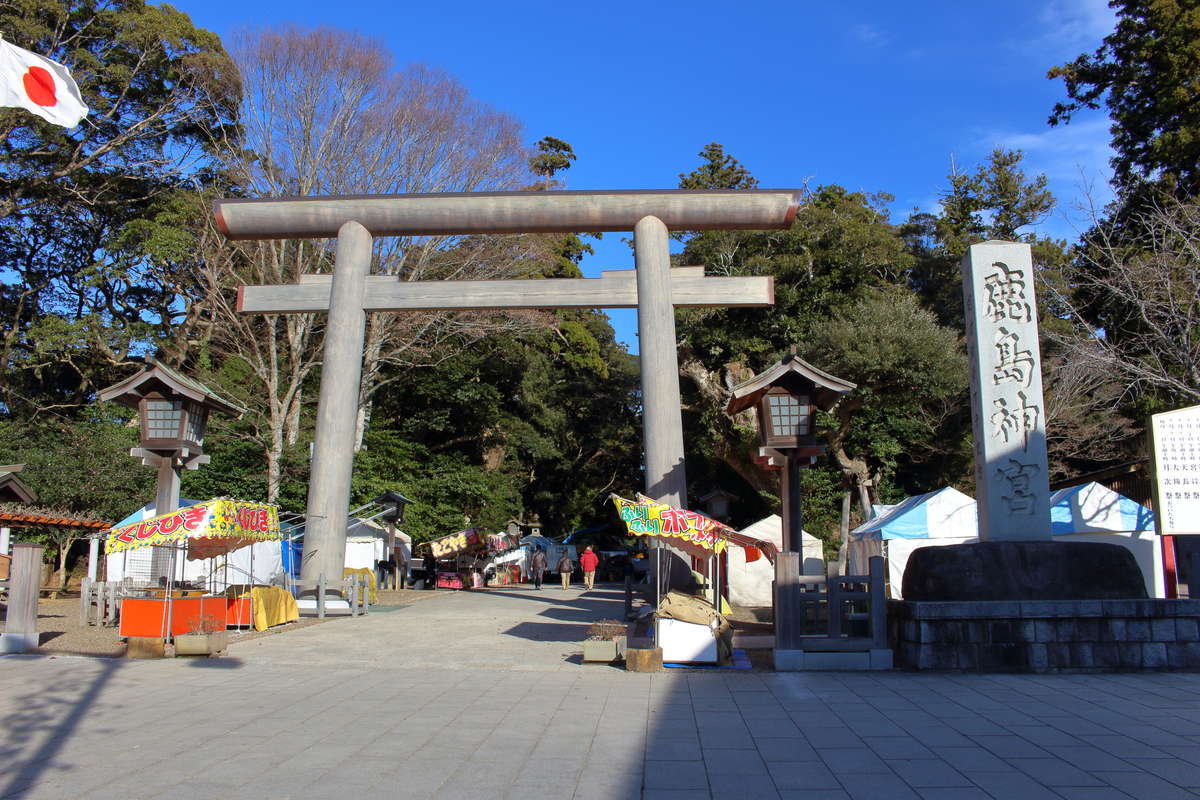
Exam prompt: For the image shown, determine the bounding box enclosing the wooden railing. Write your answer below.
[774,554,887,652]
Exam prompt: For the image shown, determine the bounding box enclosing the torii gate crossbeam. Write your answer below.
[216,190,799,585]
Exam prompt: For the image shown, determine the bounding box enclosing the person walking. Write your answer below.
[530,547,548,590]
[580,545,600,591]
[423,550,437,590]
[556,551,573,590]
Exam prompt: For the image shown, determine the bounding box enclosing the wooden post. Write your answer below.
[774,553,801,651]
[869,556,887,648]
[80,577,90,627]
[624,574,634,620]
[317,574,326,619]
[826,562,842,640]
[2,543,43,653]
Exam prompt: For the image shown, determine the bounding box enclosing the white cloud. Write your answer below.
[979,115,1116,237]
[850,24,890,48]
[1035,0,1116,52]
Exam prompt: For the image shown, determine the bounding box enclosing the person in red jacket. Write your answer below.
[580,545,600,591]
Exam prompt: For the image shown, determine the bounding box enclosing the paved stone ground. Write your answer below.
[2,584,1199,799]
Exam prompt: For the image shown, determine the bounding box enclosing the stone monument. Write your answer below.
[904,241,1146,602]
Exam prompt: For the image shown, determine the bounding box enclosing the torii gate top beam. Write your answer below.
[214,189,801,240]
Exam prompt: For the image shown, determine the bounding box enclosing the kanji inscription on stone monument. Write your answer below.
[962,241,1051,540]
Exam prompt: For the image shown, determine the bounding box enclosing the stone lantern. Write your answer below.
[99,361,244,517]
[726,352,855,552]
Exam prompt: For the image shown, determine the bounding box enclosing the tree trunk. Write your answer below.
[837,488,851,573]
[266,422,285,505]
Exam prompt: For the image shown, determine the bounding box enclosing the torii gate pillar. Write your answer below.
[304,221,372,583]
[635,215,686,506]
[218,190,799,585]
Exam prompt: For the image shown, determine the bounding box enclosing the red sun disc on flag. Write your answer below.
[22,65,57,107]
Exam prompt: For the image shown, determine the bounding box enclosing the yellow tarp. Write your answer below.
[343,567,378,604]
[228,585,299,632]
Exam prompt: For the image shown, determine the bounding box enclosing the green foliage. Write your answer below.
[903,149,1064,327]
[349,428,523,543]
[1049,0,1200,198]
[678,143,759,190]
[679,184,913,370]
[529,136,577,185]
[367,308,640,539]
[0,407,152,522]
[673,146,971,540]
[0,0,238,415]
[800,287,969,495]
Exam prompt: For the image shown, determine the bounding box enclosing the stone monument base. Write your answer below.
[902,540,1147,602]
[890,598,1200,672]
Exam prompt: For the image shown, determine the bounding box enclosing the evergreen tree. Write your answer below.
[1049,0,1200,199]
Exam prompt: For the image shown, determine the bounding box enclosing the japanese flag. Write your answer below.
[0,37,88,128]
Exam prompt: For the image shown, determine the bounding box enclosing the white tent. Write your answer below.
[849,483,1163,598]
[848,487,978,598]
[728,515,824,607]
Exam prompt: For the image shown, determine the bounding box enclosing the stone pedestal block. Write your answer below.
[903,541,1147,601]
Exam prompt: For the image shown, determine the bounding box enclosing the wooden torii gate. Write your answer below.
[215,189,799,585]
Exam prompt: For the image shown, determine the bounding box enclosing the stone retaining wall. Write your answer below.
[889,599,1200,672]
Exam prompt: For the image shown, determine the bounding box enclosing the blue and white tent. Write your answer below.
[848,487,977,596]
[1048,482,1161,597]
[849,482,1162,598]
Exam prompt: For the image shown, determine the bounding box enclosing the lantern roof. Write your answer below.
[373,490,415,507]
[0,464,37,504]
[97,360,245,418]
[725,352,856,416]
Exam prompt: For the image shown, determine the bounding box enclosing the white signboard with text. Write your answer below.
[1151,404,1200,536]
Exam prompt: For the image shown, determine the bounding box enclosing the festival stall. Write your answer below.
[482,533,522,586]
[426,528,486,588]
[611,493,778,663]
[106,499,298,638]
[107,499,286,589]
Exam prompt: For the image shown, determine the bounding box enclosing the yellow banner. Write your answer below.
[429,528,482,558]
[610,493,730,555]
[106,499,280,555]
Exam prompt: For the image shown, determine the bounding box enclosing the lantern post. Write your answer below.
[98,361,244,579]
[726,353,855,553]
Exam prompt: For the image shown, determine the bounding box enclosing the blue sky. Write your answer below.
[180,0,1118,350]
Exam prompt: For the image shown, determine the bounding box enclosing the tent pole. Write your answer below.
[164,545,177,645]
[654,543,660,649]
